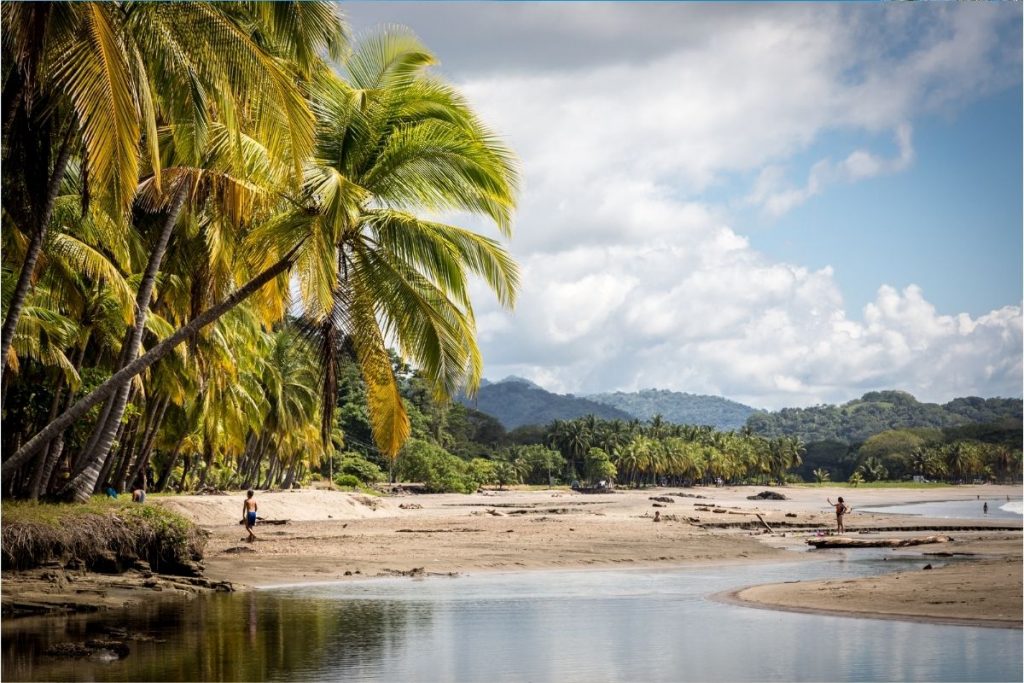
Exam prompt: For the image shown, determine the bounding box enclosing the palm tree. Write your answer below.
[279,30,519,469]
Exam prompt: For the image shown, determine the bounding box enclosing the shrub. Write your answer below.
[395,438,475,493]
[333,474,362,489]
[339,453,386,483]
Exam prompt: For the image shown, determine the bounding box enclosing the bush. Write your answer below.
[333,474,362,489]
[339,453,386,483]
[395,439,476,493]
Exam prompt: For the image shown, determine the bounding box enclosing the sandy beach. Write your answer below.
[155,484,1022,628]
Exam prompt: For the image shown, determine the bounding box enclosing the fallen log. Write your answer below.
[755,513,774,533]
[807,535,952,549]
[237,518,289,526]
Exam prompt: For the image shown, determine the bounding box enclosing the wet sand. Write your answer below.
[158,484,1022,628]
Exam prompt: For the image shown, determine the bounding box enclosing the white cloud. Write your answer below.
[749,125,915,216]
[446,3,1022,408]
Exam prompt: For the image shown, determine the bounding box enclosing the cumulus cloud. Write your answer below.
[355,3,1023,408]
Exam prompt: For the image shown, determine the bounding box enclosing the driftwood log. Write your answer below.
[238,518,289,526]
[807,535,952,549]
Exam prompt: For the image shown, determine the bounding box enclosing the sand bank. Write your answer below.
[156,484,1022,628]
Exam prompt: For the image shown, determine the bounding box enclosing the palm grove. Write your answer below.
[1,2,518,501]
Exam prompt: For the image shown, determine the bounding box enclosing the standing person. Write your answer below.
[243,489,258,542]
[827,496,850,534]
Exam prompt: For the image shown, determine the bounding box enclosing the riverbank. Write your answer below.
[174,484,1022,628]
[3,484,1019,627]
[0,499,221,618]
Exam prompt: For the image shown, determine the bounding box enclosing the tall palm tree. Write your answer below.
[277,30,519,465]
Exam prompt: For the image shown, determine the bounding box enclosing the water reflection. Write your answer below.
[2,592,427,682]
[3,559,1021,682]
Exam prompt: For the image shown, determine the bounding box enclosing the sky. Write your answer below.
[344,1,1023,410]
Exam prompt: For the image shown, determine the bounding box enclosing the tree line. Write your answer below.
[1,2,518,501]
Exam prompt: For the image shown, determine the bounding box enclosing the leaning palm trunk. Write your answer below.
[2,241,304,481]
[0,127,75,378]
[66,185,188,502]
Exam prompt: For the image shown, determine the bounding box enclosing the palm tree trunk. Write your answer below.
[3,240,305,482]
[0,125,74,378]
[66,184,189,502]
[128,396,169,489]
[110,416,141,493]
[28,370,69,500]
[94,414,135,494]
[282,459,297,489]
[155,436,185,493]
[177,454,193,493]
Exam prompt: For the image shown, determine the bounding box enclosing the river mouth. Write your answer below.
[4,553,1021,682]
[858,497,1024,520]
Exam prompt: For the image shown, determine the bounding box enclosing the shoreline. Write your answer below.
[3,484,1020,628]
[716,586,1023,631]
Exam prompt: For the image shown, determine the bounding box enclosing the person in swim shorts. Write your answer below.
[243,489,258,542]
[827,496,849,534]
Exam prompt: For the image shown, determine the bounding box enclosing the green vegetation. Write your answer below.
[1,498,204,573]
[746,390,1021,444]
[587,388,754,430]
[2,3,518,502]
[459,378,631,429]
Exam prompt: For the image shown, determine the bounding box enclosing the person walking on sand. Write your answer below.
[827,496,850,534]
[243,489,258,542]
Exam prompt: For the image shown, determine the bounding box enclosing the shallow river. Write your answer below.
[4,552,1021,682]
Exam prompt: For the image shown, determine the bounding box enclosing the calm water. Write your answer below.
[4,555,1021,682]
[858,497,1024,520]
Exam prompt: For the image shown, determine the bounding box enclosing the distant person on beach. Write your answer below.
[131,488,146,503]
[105,486,118,499]
[243,489,258,542]
[827,496,849,534]
[654,510,661,523]
[983,502,988,514]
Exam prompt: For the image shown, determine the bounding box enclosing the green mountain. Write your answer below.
[586,388,755,430]
[745,390,1023,444]
[458,377,633,429]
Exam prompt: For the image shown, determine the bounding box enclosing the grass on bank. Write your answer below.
[1,497,205,573]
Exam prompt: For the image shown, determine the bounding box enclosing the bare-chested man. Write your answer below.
[243,489,258,542]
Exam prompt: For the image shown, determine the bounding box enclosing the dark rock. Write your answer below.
[652,503,666,508]
[785,513,797,518]
[747,491,787,501]
[45,643,92,658]
[923,564,933,570]
[649,496,675,503]
[91,550,122,574]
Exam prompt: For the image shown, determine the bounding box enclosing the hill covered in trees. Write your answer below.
[587,389,754,430]
[458,377,632,428]
[746,391,1023,444]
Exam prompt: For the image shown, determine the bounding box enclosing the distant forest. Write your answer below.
[587,388,753,430]
[745,391,1022,444]
[335,365,1021,491]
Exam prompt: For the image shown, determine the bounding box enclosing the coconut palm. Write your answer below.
[278,31,518,468]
